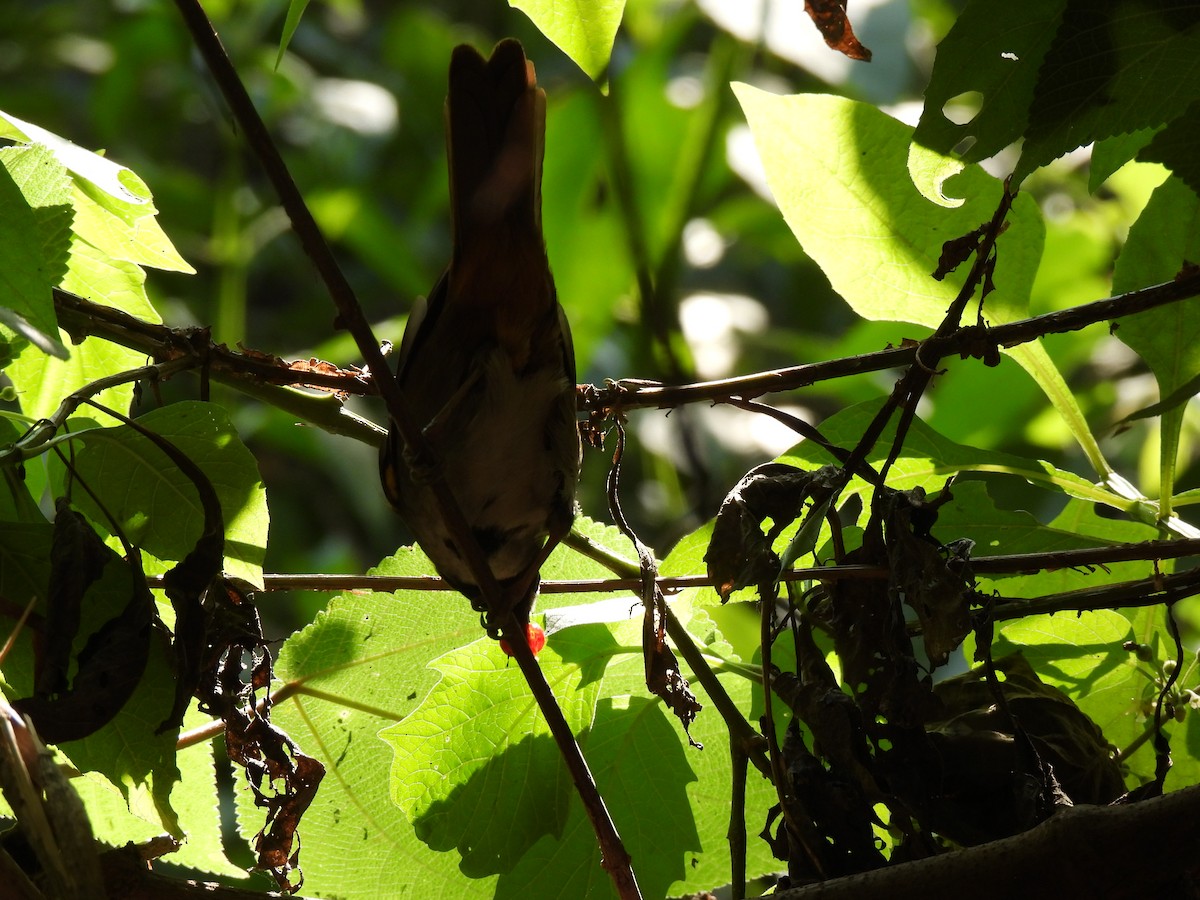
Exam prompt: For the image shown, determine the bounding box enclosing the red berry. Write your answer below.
[500,623,546,657]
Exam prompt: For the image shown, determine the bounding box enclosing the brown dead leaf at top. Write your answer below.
[805,0,872,61]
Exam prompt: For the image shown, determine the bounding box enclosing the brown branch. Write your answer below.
[771,782,1200,899]
[98,844,294,899]
[586,267,1200,412]
[989,567,1200,622]
[54,289,369,395]
[176,535,1200,597]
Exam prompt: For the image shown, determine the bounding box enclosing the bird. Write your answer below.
[379,39,580,641]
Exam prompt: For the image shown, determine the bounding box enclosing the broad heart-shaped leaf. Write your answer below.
[509,0,625,80]
[243,524,764,898]
[0,522,185,838]
[0,144,71,361]
[69,402,268,586]
[381,640,597,877]
[1111,176,1200,510]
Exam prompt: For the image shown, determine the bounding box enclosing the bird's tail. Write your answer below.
[446,39,546,256]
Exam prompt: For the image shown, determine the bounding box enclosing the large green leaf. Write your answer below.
[69,402,269,585]
[1111,176,1200,516]
[0,144,71,361]
[731,87,1114,473]
[234,550,496,898]
[0,522,185,839]
[913,1,1200,184]
[381,639,594,876]
[510,0,625,80]
[241,517,771,897]
[732,88,1043,326]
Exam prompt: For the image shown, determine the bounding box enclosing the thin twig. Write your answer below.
[728,735,748,900]
[587,267,1200,412]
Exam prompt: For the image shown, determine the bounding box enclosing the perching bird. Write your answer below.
[379,39,580,640]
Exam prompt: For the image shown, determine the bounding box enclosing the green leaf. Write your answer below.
[381,638,594,875]
[69,178,193,274]
[496,695,701,899]
[913,1,1200,184]
[509,0,625,80]
[1138,101,1200,195]
[1090,127,1158,192]
[985,496,1162,598]
[0,522,184,837]
[69,402,269,586]
[0,110,147,205]
[732,88,1064,407]
[0,108,191,274]
[1019,3,1200,182]
[1112,175,1200,515]
[10,232,163,423]
[276,0,311,69]
[732,85,1113,473]
[3,113,186,421]
[73,732,243,878]
[0,144,72,359]
[1113,176,1200,389]
[234,551,504,898]
[784,399,1118,511]
[913,0,1064,172]
[248,529,763,896]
